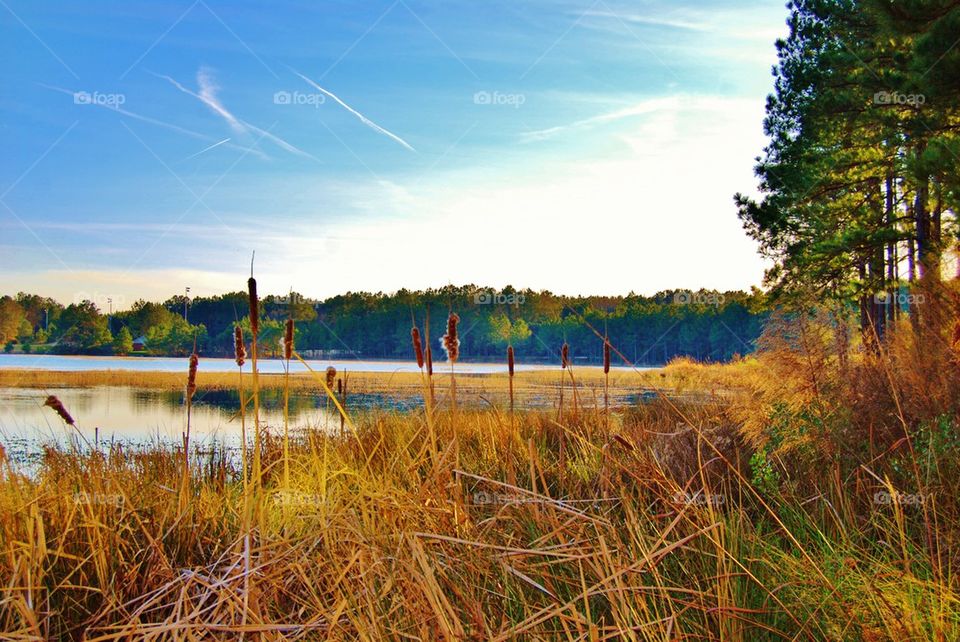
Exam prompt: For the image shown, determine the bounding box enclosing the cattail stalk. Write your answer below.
[412,327,424,369]
[442,312,460,413]
[424,307,435,408]
[181,351,198,513]
[247,275,262,489]
[325,366,337,432]
[558,343,567,421]
[282,318,294,489]
[234,326,248,493]
[507,345,515,430]
[413,324,436,455]
[44,395,75,426]
[603,338,611,430]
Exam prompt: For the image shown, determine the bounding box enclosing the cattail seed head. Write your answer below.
[561,343,570,369]
[442,313,460,362]
[187,352,199,400]
[234,326,246,367]
[326,366,337,390]
[247,277,259,336]
[45,395,75,426]
[411,327,424,369]
[507,345,515,377]
[284,318,294,360]
[603,340,611,374]
[425,345,433,376]
[337,377,343,396]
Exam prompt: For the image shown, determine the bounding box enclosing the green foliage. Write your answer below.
[750,449,780,498]
[113,327,134,355]
[1,286,768,360]
[56,301,113,352]
[736,0,960,335]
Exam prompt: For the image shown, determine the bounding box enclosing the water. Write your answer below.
[0,385,373,462]
[0,353,573,375]
[0,355,654,465]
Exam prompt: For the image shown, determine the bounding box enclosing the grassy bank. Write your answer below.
[2,310,958,639]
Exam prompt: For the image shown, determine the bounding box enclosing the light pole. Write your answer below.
[184,287,191,323]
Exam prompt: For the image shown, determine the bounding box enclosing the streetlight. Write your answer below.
[184,287,191,322]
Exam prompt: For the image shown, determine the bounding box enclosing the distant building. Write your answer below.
[132,336,148,351]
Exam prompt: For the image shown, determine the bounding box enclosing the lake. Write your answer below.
[0,353,571,375]
[0,354,652,465]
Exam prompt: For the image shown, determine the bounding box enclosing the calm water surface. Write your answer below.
[0,353,577,374]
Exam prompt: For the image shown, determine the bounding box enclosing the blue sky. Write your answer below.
[1,0,788,308]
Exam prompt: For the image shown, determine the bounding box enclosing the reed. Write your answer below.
[412,326,424,369]
[603,337,611,429]
[234,325,247,492]
[325,366,337,432]
[507,344,515,429]
[44,394,74,426]
[442,312,460,411]
[282,318,294,489]
[247,274,262,489]
[180,351,198,513]
[558,342,568,421]
[412,323,436,454]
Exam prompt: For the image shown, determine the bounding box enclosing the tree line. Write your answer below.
[736,0,959,339]
[0,286,767,365]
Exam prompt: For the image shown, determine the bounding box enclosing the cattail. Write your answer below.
[442,313,460,362]
[611,434,634,451]
[603,340,611,374]
[337,378,343,396]
[561,342,570,369]
[187,352,199,400]
[44,395,75,426]
[326,366,337,390]
[247,277,259,336]
[412,327,424,368]
[507,345,515,377]
[234,326,246,367]
[425,345,433,376]
[284,318,294,360]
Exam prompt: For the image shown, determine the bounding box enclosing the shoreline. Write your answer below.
[0,365,666,394]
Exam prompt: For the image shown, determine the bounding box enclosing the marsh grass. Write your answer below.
[4,295,960,639]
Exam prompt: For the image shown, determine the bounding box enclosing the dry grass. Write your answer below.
[2,302,960,639]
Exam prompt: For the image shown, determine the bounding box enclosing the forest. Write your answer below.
[0,286,766,364]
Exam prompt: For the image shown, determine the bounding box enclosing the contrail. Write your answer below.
[152,68,319,161]
[180,137,231,161]
[291,69,416,152]
[37,82,270,159]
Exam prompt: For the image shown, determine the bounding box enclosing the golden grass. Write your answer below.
[2,398,954,639]
[0,364,679,394]
[3,336,957,639]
